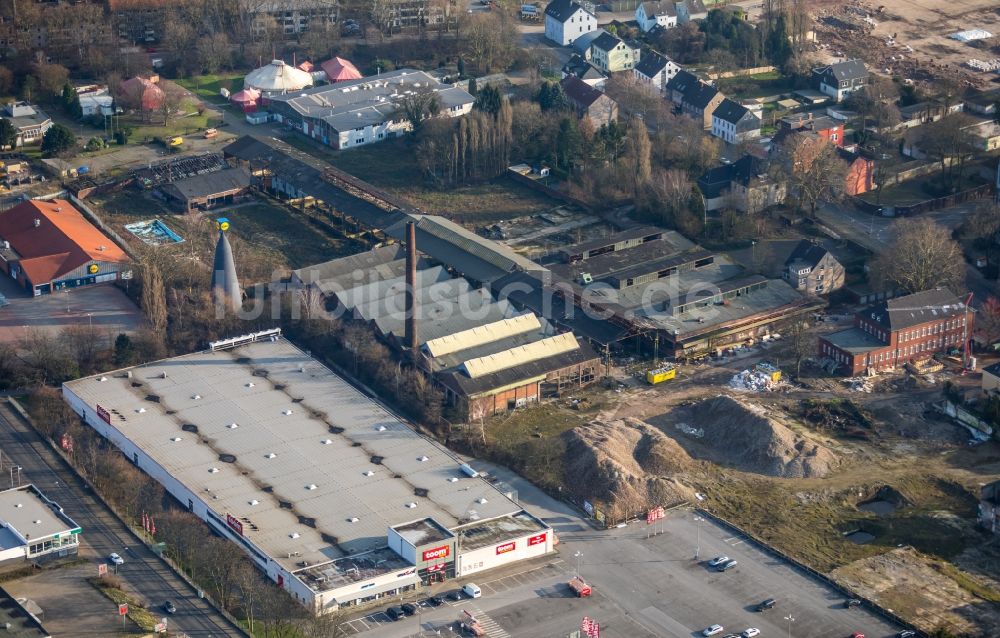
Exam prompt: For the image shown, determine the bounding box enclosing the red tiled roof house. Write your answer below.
[0,199,132,295]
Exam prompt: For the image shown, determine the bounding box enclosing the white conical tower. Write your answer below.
[211,218,241,312]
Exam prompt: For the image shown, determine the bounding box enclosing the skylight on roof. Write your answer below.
[306,484,317,490]
[265,453,277,459]
[209,467,219,473]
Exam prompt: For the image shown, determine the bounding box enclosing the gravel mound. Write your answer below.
[650,396,838,478]
[563,417,696,508]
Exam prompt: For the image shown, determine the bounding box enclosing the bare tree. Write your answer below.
[778,135,848,216]
[870,217,965,293]
[787,319,812,377]
[626,117,651,195]
[140,256,168,337]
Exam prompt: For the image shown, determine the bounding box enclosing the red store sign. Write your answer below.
[422,545,450,561]
[496,541,516,555]
[528,533,547,546]
[226,514,244,536]
[96,404,111,425]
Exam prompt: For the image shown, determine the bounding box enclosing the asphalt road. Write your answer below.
[816,200,997,305]
[0,402,244,638]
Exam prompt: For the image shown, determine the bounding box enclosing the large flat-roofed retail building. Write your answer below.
[61,330,553,613]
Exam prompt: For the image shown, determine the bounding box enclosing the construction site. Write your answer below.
[812,0,1000,90]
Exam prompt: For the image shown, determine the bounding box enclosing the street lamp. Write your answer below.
[784,614,794,638]
[693,515,704,560]
[574,550,583,578]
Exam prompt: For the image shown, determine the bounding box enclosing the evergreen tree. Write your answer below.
[767,13,792,67]
[467,77,477,95]
[473,84,501,115]
[555,117,581,170]
[40,124,76,157]
[537,81,569,111]
[0,118,16,150]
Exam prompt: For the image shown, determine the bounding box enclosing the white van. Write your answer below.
[462,583,482,598]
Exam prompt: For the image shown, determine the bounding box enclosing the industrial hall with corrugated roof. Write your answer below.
[294,220,601,421]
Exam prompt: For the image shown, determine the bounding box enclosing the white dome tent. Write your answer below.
[244,59,313,96]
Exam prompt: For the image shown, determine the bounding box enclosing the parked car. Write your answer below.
[844,599,862,608]
[703,625,724,637]
[447,590,464,601]
[755,598,776,612]
[108,552,124,566]
[462,583,482,598]
[427,595,444,606]
[163,601,176,614]
[896,632,916,638]
[386,606,405,621]
[717,560,738,572]
[708,556,730,567]
[742,629,760,638]
[401,603,417,616]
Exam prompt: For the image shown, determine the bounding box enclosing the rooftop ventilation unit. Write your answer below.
[290,532,300,539]
[249,499,259,506]
[477,497,488,504]
[449,477,459,483]
[459,463,478,478]
[136,408,146,414]
[377,425,387,432]
[265,452,277,459]
[170,437,182,442]
[192,394,201,400]
[322,439,333,445]
[98,376,107,382]
[246,382,255,388]
[283,409,293,416]
[227,423,239,429]
[418,455,429,462]
[209,467,219,473]
[348,517,359,523]
[363,470,375,477]
[405,502,417,508]
[305,484,317,490]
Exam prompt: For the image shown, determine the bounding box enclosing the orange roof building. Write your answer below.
[320,56,363,83]
[0,199,132,295]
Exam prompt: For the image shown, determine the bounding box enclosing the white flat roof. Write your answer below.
[0,485,79,544]
[63,339,520,571]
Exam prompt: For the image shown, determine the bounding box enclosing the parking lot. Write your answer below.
[0,275,143,343]
[335,459,909,638]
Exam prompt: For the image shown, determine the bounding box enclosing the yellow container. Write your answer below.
[168,136,183,147]
[755,362,781,382]
[645,365,676,385]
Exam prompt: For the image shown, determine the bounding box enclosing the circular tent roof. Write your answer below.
[244,59,313,93]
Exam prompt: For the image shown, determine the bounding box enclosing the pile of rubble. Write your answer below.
[844,377,874,393]
[727,369,782,392]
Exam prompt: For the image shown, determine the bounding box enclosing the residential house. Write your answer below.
[1,103,52,148]
[819,288,973,376]
[778,112,844,146]
[544,0,597,46]
[963,89,1000,117]
[965,119,1000,152]
[837,148,875,196]
[561,75,618,125]
[635,0,707,32]
[697,154,785,213]
[589,32,640,73]
[633,50,680,95]
[980,480,1000,533]
[665,69,700,107]
[266,69,474,150]
[251,0,340,36]
[711,98,761,144]
[562,54,608,89]
[812,59,868,102]
[782,240,844,296]
[682,82,724,130]
[570,29,605,59]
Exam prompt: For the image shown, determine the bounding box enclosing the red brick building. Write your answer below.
[819,288,972,375]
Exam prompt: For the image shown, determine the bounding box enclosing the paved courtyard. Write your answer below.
[0,275,143,343]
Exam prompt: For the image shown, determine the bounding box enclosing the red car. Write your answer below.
[851,633,865,638]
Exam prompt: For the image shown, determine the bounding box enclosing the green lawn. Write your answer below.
[127,111,221,143]
[175,73,245,103]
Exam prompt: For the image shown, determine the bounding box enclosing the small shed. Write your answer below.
[161,167,252,213]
